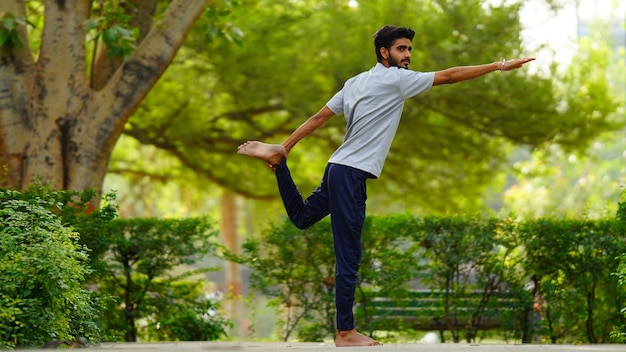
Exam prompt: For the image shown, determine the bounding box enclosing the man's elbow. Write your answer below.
[433,73,457,86]
[433,79,456,86]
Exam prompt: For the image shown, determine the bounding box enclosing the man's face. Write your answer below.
[384,38,412,69]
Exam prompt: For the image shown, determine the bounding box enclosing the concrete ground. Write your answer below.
[25,341,625,352]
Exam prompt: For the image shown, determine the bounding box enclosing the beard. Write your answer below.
[389,56,410,69]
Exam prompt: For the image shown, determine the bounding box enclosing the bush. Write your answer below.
[520,217,623,343]
[237,213,625,344]
[610,192,626,342]
[0,184,230,346]
[96,217,230,342]
[232,219,337,341]
[235,216,423,342]
[0,188,103,349]
[611,254,626,343]
[142,280,230,341]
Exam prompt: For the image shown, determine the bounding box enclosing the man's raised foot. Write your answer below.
[335,329,382,347]
[237,141,286,166]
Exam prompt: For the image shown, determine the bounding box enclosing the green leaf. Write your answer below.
[102,27,117,44]
[0,30,9,46]
[2,18,15,31]
[84,17,104,31]
[10,32,23,49]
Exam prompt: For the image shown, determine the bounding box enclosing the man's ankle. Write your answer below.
[273,157,287,170]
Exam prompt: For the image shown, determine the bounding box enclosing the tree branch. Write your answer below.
[0,2,31,188]
[39,0,90,100]
[90,0,159,90]
[89,0,207,150]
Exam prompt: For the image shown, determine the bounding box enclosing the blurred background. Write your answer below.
[96,0,625,340]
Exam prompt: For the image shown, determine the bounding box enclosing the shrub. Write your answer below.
[236,216,423,342]
[236,213,625,344]
[610,192,626,342]
[96,217,229,342]
[611,254,626,343]
[0,188,102,349]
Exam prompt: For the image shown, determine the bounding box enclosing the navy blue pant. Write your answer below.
[275,159,369,331]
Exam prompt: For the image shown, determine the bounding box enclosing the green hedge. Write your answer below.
[237,213,626,344]
[2,183,623,346]
[96,217,230,342]
[0,185,230,349]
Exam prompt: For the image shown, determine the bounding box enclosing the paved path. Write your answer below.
[27,342,623,352]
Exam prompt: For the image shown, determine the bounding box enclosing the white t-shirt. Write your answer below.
[326,63,435,178]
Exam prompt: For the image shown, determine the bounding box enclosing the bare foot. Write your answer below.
[335,329,382,347]
[237,141,286,165]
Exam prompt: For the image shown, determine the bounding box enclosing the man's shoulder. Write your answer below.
[371,63,429,77]
[343,64,432,87]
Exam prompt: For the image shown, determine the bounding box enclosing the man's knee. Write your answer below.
[289,213,322,229]
[292,219,312,230]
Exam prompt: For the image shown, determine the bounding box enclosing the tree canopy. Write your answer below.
[1,0,620,214]
[115,0,622,213]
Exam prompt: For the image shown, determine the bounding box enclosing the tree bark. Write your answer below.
[91,0,159,91]
[221,190,244,337]
[0,0,208,200]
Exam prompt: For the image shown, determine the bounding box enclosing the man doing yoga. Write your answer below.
[238,25,534,347]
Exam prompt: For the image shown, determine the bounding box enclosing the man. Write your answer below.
[238,25,534,347]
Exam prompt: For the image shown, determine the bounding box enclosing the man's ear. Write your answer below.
[380,47,389,60]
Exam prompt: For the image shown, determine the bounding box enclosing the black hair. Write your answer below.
[373,25,415,62]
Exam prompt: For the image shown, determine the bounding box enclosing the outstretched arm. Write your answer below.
[281,105,335,154]
[432,57,535,86]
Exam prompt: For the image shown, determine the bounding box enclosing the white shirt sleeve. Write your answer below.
[326,89,344,115]
[400,70,435,100]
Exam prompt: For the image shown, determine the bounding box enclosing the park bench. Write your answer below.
[358,289,522,332]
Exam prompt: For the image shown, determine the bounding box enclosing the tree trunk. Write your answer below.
[123,257,138,342]
[0,0,208,200]
[221,189,244,337]
[586,285,597,343]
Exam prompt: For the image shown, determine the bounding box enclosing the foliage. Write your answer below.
[612,254,626,343]
[0,11,34,49]
[141,280,231,341]
[520,217,624,343]
[3,183,119,280]
[232,219,337,341]
[113,0,622,216]
[228,216,421,341]
[354,216,425,336]
[412,215,529,343]
[610,191,626,342]
[0,187,104,349]
[96,217,229,342]
[235,213,625,343]
[500,16,626,219]
[85,1,138,58]
[617,189,626,224]
[0,184,229,345]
